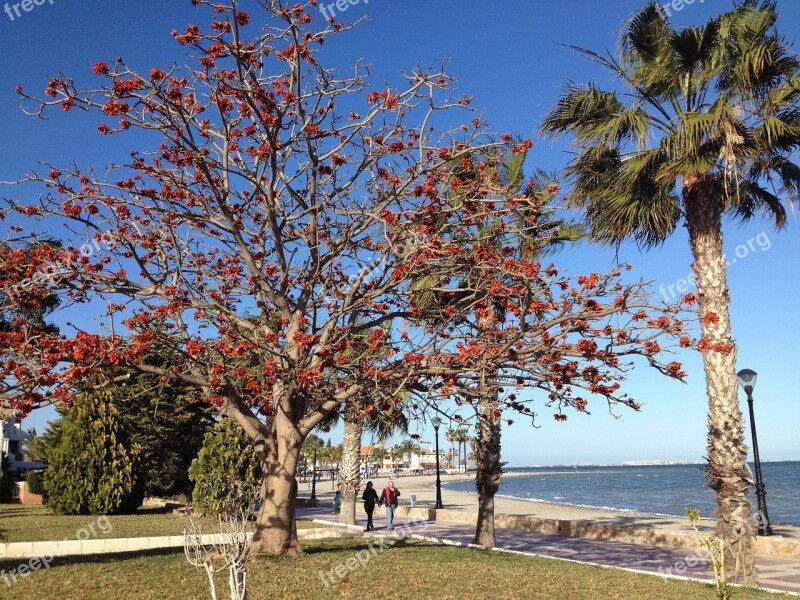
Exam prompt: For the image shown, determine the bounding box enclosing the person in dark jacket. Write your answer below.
[378,480,401,530]
[362,481,379,531]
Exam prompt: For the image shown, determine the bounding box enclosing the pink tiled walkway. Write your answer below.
[298,507,800,595]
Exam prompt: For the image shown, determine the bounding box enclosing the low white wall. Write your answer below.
[0,525,361,559]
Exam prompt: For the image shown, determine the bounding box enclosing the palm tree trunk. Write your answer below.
[473,386,502,547]
[684,174,754,584]
[338,407,364,525]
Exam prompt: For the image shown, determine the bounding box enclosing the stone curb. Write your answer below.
[427,508,800,560]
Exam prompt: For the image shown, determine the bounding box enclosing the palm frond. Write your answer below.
[541,84,625,144]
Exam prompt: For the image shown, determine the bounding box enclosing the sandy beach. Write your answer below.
[300,471,800,538]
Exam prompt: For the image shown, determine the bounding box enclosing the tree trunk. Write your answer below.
[684,174,754,584]
[473,388,502,547]
[249,419,302,556]
[250,458,300,556]
[338,407,364,525]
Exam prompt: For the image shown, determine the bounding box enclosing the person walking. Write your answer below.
[362,481,379,531]
[379,480,401,530]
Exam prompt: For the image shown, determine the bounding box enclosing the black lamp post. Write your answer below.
[431,416,443,509]
[737,368,773,536]
[310,445,318,501]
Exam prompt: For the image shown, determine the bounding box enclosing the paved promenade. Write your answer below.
[297,505,800,596]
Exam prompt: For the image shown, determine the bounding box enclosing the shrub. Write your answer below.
[25,469,46,496]
[189,418,260,515]
[44,389,143,515]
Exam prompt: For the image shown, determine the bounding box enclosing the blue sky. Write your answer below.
[3,0,799,466]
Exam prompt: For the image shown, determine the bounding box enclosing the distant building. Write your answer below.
[0,409,47,474]
[621,459,703,466]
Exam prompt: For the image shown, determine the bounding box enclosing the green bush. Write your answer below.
[25,470,46,496]
[45,389,143,515]
[189,418,260,515]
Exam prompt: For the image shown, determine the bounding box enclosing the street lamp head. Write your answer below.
[431,416,441,431]
[737,369,758,395]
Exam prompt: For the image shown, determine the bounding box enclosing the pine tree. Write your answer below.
[44,389,142,515]
[189,418,260,515]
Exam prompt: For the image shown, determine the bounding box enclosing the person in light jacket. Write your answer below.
[379,480,401,530]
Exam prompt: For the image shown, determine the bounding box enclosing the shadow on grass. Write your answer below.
[0,537,440,572]
[0,510,50,520]
[134,506,178,515]
[292,536,437,558]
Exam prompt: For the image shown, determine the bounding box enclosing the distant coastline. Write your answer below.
[508,459,797,469]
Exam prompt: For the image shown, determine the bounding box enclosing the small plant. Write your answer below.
[184,479,258,600]
[686,508,734,600]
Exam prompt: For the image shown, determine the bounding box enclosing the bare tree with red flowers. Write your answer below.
[402,149,692,547]
[0,0,503,555]
[0,0,692,559]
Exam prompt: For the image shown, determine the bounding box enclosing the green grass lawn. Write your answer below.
[0,504,322,543]
[0,537,790,600]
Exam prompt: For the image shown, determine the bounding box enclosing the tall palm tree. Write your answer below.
[409,144,583,548]
[22,428,41,461]
[454,428,470,471]
[394,439,418,471]
[445,428,458,469]
[542,2,800,582]
[336,403,409,524]
[371,445,388,472]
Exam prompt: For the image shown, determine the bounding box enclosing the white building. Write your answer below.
[0,410,45,473]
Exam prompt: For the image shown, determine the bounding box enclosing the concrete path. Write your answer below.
[297,506,800,596]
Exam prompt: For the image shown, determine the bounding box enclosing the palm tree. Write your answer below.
[300,434,325,483]
[336,403,409,525]
[371,446,388,472]
[394,439,417,471]
[468,436,478,468]
[389,445,403,470]
[542,2,800,581]
[454,428,470,471]
[457,160,580,548]
[409,147,583,547]
[445,428,458,470]
[22,428,41,461]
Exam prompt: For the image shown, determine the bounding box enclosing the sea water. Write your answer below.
[441,461,799,525]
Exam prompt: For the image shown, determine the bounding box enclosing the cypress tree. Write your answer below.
[44,389,143,515]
